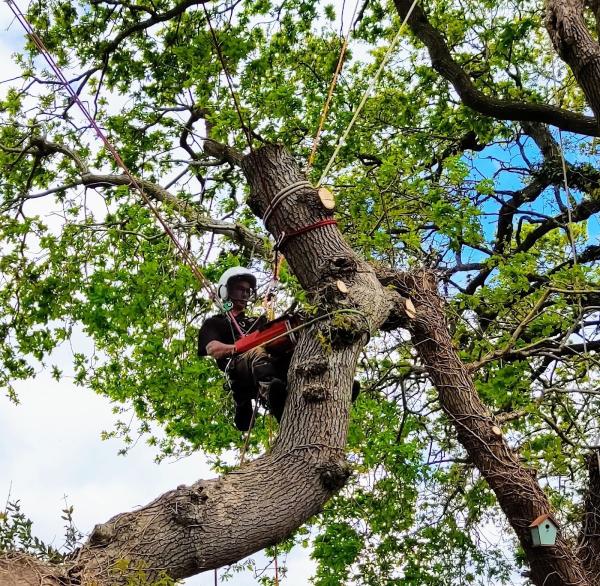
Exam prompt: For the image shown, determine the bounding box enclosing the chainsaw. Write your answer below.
[233,314,300,355]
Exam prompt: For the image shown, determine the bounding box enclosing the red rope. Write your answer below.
[5,0,248,333]
[276,219,338,250]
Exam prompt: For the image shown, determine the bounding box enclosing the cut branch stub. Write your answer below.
[243,146,345,290]
[318,187,336,210]
[64,145,398,586]
[399,270,591,586]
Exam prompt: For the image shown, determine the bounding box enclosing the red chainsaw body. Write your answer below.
[233,318,297,354]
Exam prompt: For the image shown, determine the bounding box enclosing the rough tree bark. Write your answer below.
[546,0,600,123]
[580,450,600,581]
[378,269,592,586]
[0,147,593,586]
[0,145,403,585]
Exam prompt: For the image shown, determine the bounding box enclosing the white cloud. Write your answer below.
[1,373,316,585]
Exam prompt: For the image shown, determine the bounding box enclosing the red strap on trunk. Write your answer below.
[276,219,337,250]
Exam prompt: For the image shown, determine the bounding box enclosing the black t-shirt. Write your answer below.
[197,313,266,371]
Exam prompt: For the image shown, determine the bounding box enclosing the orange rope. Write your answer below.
[262,252,284,320]
[307,0,360,167]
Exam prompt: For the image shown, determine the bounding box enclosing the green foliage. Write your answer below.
[113,559,180,585]
[1,0,600,582]
[0,499,79,562]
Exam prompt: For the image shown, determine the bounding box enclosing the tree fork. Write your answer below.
[0,145,403,585]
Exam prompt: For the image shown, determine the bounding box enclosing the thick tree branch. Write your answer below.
[99,0,209,61]
[6,135,263,255]
[546,0,600,122]
[464,162,600,295]
[392,0,600,136]
[468,337,600,370]
[580,450,600,581]
[80,172,266,256]
[57,145,401,584]
[202,138,244,166]
[463,178,549,294]
[516,196,600,254]
[521,121,562,161]
[381,269,592,586]
[28,136,89,174]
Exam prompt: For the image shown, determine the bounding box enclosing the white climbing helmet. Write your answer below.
[217,267,257,301]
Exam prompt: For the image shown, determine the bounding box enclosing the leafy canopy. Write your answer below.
[1,0,600,582]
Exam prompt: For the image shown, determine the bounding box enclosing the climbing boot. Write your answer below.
[258,378,287,422]
[352,380,361,402]
[234,400,253,431]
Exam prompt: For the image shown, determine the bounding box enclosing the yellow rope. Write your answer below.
[307,0,361,168]
[317,0,420,187]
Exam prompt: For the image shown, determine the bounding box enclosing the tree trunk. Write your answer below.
[579,450,600,581]
[382,270,592,586]
[546,0,600,123]
[0,145,398,585]
[3,146,590,586]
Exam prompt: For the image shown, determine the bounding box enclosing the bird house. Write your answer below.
[529,514,559,547]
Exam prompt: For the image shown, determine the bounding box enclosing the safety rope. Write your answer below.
[5,0,252,336]
[262,251,284,321]
[307,0,361,168]
[276,219,338,250]
[556,129,588,359]
[543,51,595,458]
[317,0,420,187]
[263,180,312,226]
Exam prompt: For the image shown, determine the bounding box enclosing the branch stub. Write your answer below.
[318,187,336,210]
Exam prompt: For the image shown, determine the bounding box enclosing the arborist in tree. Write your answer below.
[198,267,291,431]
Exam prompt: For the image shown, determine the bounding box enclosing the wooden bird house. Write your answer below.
[529,513,559,547]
